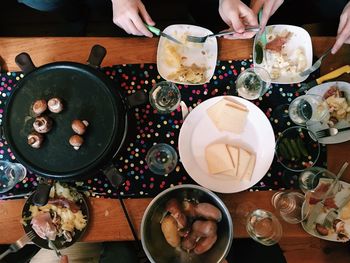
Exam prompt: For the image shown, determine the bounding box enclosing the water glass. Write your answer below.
[298,167,338,194]
[271,191,307,224]
[246,209,283,246]
[288,94,328,125]
[149,81,181,114]
[236,67,271,100]
[145,143,178,175]
[0,161,27,193]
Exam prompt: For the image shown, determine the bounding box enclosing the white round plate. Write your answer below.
[306,81,350,144]
[178,96,275,193]
[253,24,313,84]
[157,24,218,85]
[301,180,350,242]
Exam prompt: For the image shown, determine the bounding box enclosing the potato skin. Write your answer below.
[161,215,181,247]
[182,201,197,217]
[192,220,217,237]
[193,234,218,255]
[194,203,222,222]
[181,232,198,251]
[166,198,187,229]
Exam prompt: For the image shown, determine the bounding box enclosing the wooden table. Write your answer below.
[0,37,350,262]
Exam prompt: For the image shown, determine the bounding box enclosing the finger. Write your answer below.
[240,4,259,27]
[337,13,348,35]
[332,18,350,54]
[259,1,275,29]
[131,12,153,37]
[250,0,264,14]
[125,19,144,36]
[138,2,155,26]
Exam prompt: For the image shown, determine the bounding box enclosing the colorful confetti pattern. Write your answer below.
[0,60,326,199]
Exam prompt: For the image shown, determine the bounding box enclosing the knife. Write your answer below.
[305,162,348,230]
[144,24,182,45]
[296,65,350,93]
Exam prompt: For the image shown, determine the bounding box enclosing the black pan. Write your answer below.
[3,45,146,205]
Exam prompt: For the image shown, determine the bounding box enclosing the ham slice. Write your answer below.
[48,197,80,213]
[31,212,57,240]
[265,32,292,53]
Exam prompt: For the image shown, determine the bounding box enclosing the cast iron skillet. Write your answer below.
[3,45,146,205]
[22,189,90,249]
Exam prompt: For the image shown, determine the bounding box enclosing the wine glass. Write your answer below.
[145,143,178,175]
[235,67,271,100]
[271,191,307,224]
[0,161,27,193]
[288,94,328,125]
[275,126,320,172]
[149,81,181,114]
[246,209,283,246]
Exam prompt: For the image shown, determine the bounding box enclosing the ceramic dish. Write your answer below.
[306,81,350,144]
[178,96,275,193]
[157,24,218,85]
[253,24,313,84]
[301,180,350,242]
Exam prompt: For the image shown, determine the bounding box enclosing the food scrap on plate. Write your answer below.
[323,86,350,127]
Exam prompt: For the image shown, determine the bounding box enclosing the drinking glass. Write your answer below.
[246,209,283,246]
[149,81,181,114]
[145,143,178,175]
[0,161,27,193]
[235,67,271,100]
[271,191,307,224]
[275,126,320,172]
[288,94,328,125]
[298,167,338,194]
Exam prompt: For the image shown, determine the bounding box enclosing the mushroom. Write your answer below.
[48,97,63,113]
[69,135,84,150]
[71,120,89,135]
[27,131,44,148]
[33,116,53,133]
[32,99,47,115]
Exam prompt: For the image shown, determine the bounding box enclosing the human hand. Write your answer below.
[250,0,284,30]
[219,0,259,39]
[111,0,155,37]
[59,255,68,263]
[332,2,350,54]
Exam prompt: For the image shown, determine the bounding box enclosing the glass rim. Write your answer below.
[274,126,321,172]
[237,66,272,82]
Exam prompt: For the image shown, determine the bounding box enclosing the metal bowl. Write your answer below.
[141,184,233,263]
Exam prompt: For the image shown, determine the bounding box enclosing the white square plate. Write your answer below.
[253,25,313,84]
[157,24,218,85]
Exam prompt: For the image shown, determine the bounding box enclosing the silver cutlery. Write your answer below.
[180,101,193,120]
[186,27,260,43]
[323,192,350,228]
[299,47,332,77]
[48,239,68,263]
[316,126,350,139]
[144,24,182,45]
[305,162,348,230]
[0,231,35,260]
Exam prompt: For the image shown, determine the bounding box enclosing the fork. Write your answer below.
[0,231,35,260]
[316,126,350,139]
[323,192,350,228]
[299,47,332,77]
[186,26,260,43]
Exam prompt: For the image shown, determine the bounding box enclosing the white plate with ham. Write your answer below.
[178,96,275,193]
[21,182,89,249]
[253,24,313,84]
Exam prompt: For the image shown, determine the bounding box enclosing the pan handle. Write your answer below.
[126,90,147,108]
[15,53,36,74]
[33,177,54,206]
[87,45,107,68]
[102,164,125,189]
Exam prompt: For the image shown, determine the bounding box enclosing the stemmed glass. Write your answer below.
[0,161,27,193]
[235,67,271,100]
[145,143,178,175]
[149,81,181,114]
[288,94,328,125]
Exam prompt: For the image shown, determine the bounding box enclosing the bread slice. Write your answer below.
[205,144,234,174]
[237,148,251,180]
[223,97,249,112]
[242,154,256,182]
[226,145,239,178]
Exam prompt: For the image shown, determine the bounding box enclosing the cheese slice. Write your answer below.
[223,97,248,112]
[237,148,251,180]
[205,144,234,174]
[207,99,226,126]
[242,154,256,182]
[226,145,239,178]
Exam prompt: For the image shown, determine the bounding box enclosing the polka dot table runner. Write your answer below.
[0,60,326,199]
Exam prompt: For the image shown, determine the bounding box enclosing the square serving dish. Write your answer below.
[157,24,218,85]
[253,24,313,84]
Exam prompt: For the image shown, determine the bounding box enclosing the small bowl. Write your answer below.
[275,126,320,172]
[141,184,233,263]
